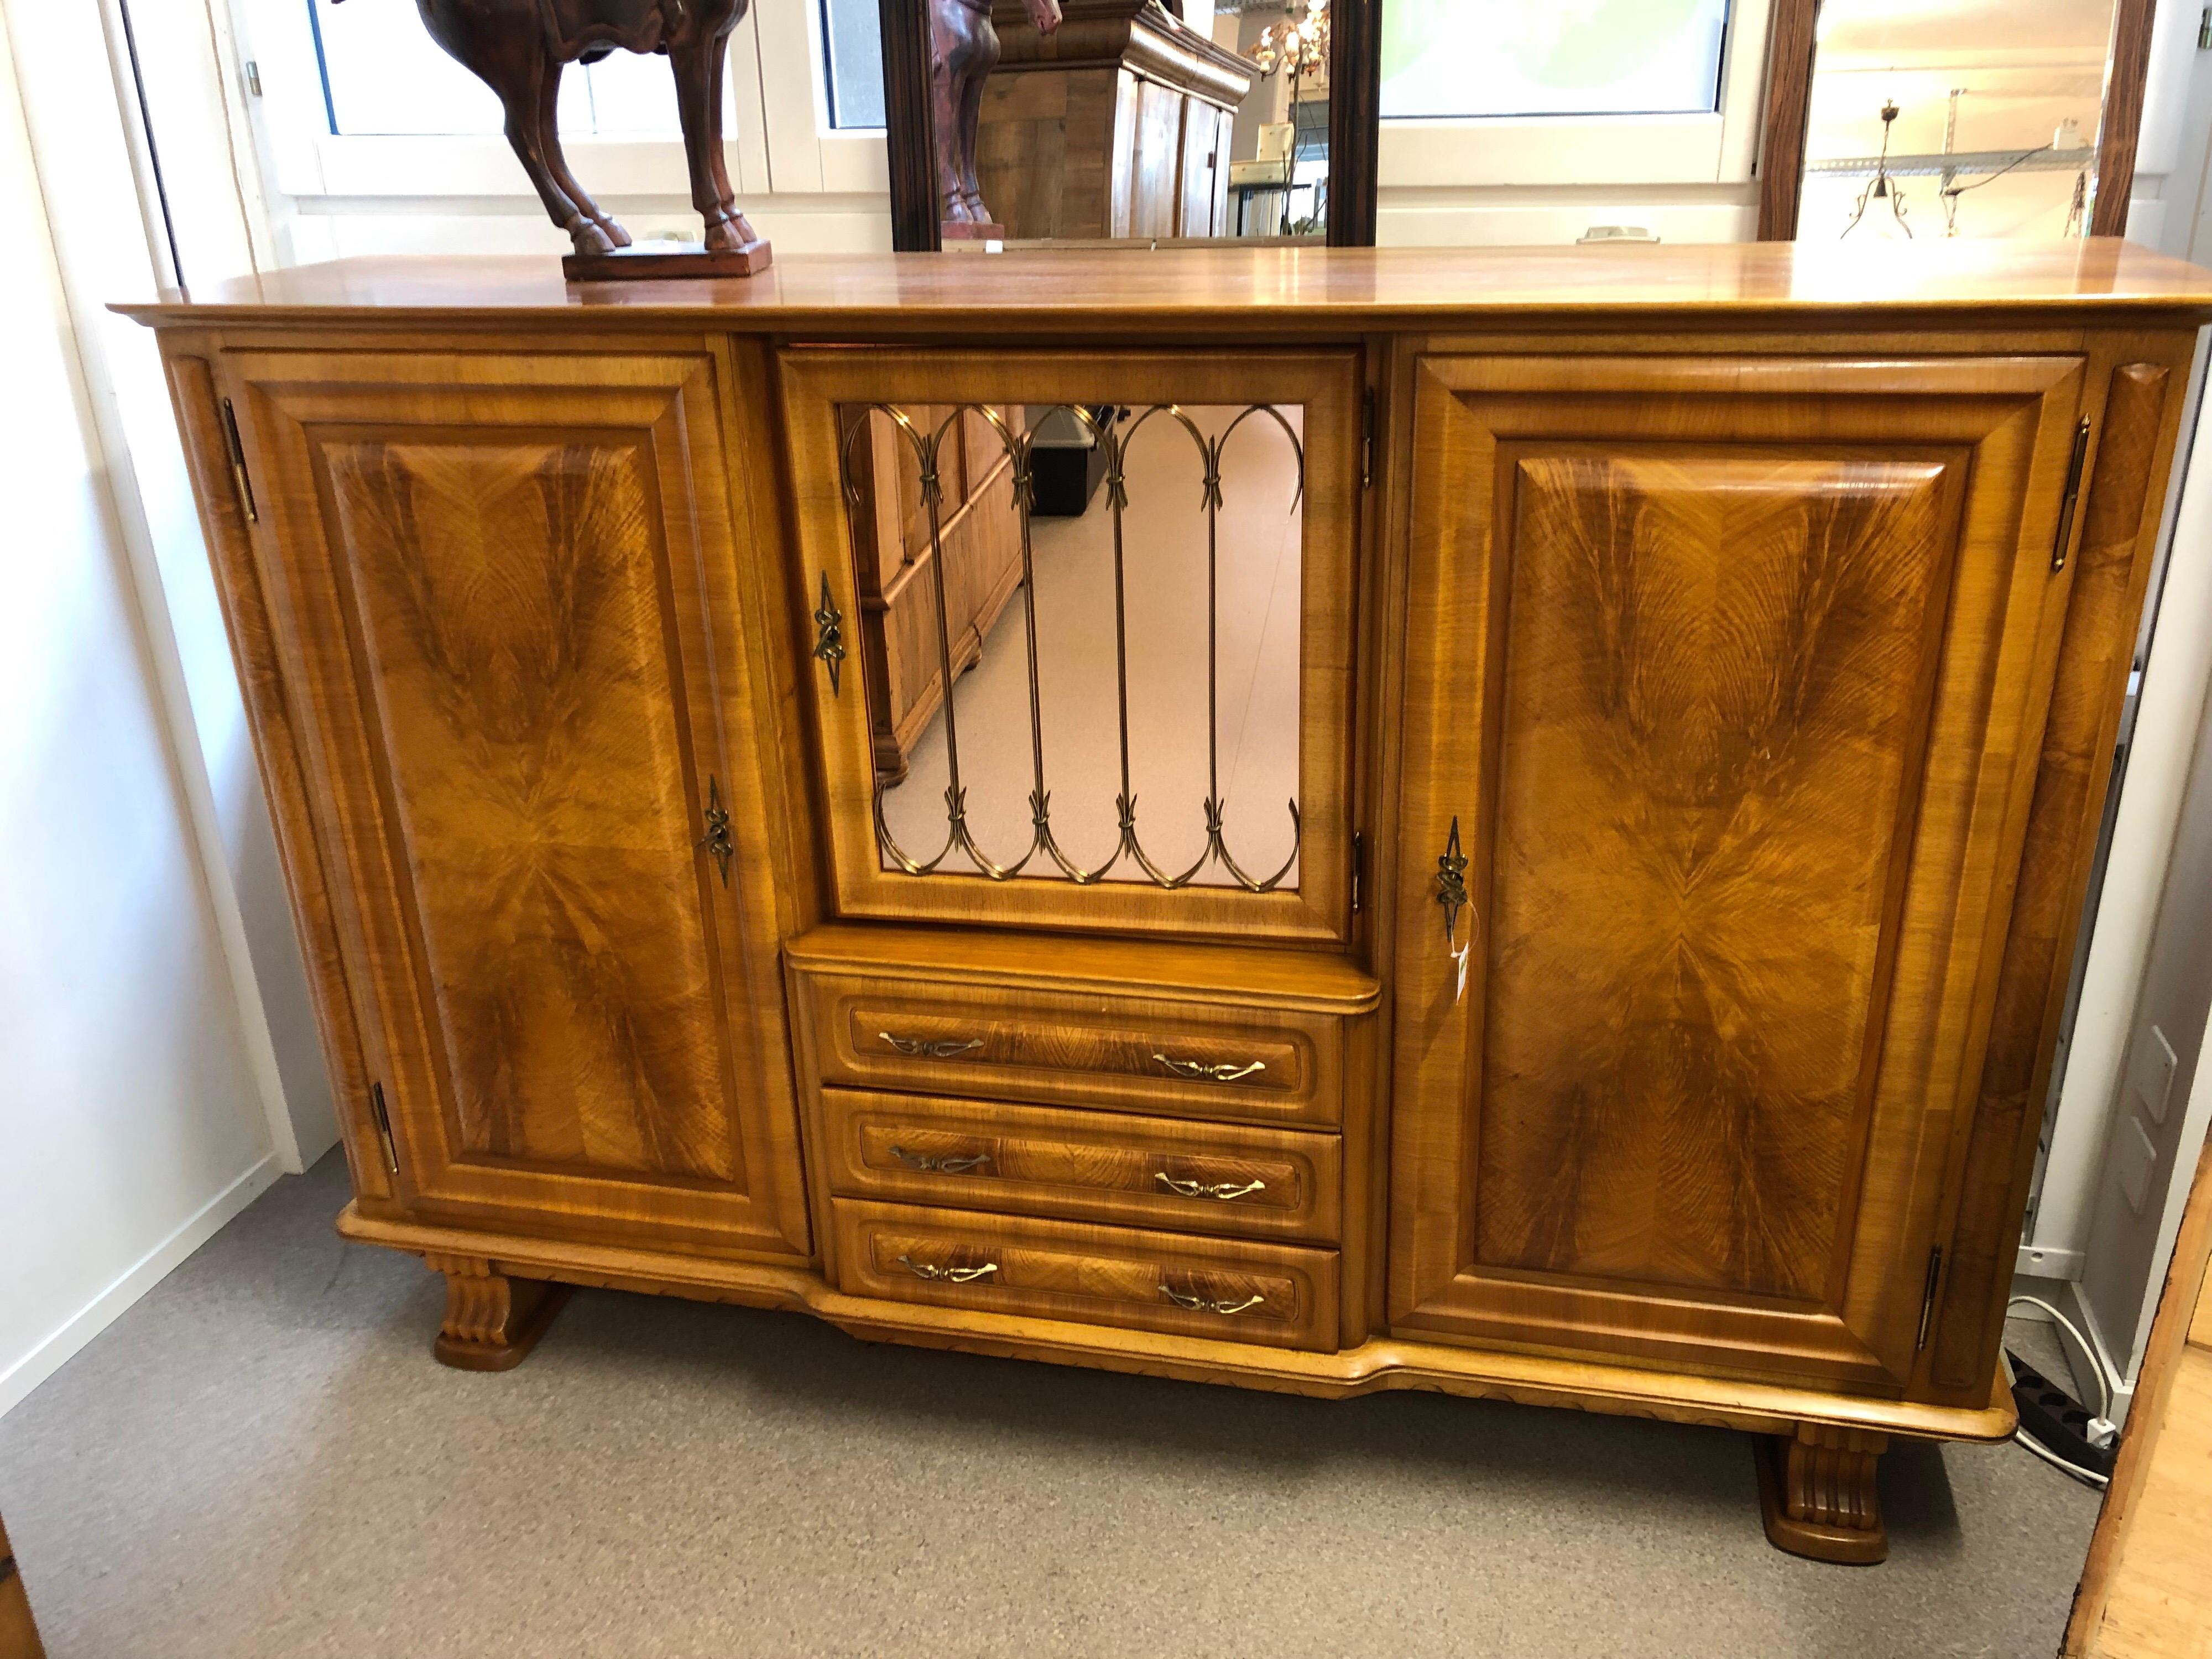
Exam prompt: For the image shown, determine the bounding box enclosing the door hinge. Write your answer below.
[219,396,258,523]
[367,1081,399,1177]
[1360,386,1375,490]
[698,775,734,886]
[2051,416,2091,572]
[1916,1243,1944,1352]
[243,59,263,97]
[1350,831,1365,912]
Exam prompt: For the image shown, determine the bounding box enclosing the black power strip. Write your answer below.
[2007,1349,2117,1480]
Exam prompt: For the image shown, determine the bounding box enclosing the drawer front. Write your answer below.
[831,1199,1340,1352]
[805,973,1341,1126]
[822,1089,1342,1241]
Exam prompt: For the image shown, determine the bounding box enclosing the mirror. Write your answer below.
[871,0,1374,247]
[838,401,1305,890]
[1756,0,2153,240]
[1802,0,2117,239]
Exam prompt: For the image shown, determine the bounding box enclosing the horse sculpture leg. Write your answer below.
[498,56,615,254]
[670,33,751,251]
[538,57,630,248]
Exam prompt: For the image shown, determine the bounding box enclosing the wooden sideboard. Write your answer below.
[126,242,2212,1564]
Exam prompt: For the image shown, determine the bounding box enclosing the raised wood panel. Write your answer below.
[225,348,810,1256]
[821,1087,1343,1240]
[830,1198,1340,1351]
[1390,351,2085,1390]
[1477,452,1953,1302]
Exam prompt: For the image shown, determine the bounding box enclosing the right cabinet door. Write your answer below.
[1389,349,2086,1393]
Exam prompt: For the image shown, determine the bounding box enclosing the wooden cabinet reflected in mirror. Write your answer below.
[880,0,1378,247]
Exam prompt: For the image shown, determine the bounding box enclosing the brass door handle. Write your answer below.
[879,1031,984,1059]
[1152,1053,1266,1083]
[896,1255,998,1284]
[890,1145,993,1175]
[1160,1284,1266,1316]
[1155,1172,1267,1202]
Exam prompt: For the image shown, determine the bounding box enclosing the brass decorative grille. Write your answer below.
[836,401,1304,890]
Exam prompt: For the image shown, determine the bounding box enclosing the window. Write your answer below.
[308,0,680,135]
[821,0,885,129]
[1379,0,1731,121]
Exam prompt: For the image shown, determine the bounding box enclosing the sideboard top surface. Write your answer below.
[119,239,2212,329]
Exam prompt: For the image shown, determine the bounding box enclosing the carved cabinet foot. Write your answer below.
[425,1253,571,1372]
[1754,1423,1889,1564]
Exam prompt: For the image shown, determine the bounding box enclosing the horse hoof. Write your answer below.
[602,219,633,249]
[569,221,617,256]
[702,218,743,253]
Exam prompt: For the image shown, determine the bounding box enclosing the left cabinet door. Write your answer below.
[223,347,810,1257]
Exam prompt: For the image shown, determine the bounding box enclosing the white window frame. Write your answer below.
[1376,0,1775,190]
[222,0,884,215]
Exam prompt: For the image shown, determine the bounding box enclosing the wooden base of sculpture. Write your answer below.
[1755,1423,1890,1564]
[562,240,773,281]
[426,1254,572,1372]
[941,219,1005,242]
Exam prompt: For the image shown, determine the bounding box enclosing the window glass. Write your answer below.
[309,0,681,135]
[822,0,885,129]
[1379,0,1730,121]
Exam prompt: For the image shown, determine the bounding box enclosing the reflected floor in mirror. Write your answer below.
[872,403,1304,888]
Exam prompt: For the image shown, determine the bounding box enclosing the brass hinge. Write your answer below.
[1350,830,1365,912]
[1360,387,1375,490]
[2051,416,2091,572]
[220,396,258,523]
[367,1081,399,1177]
[1916,1244,1944,1352]
[698,775,734,886]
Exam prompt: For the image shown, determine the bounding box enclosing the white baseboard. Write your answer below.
[0,1154,281,1419]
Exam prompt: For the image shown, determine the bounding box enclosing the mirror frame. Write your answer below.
[876,0,1381,250]
[1754,0,2157,241]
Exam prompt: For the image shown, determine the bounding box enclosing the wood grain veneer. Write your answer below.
[128,246,2212,1564]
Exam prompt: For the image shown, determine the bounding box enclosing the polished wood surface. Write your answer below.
[832,1197,1340,1351]
[1756,1422,1890,1564]
[223,347,810,1255]
[134,248,2212,1563]
[821,1088,1344,1240]
[2067,1124,2212,1655]
[339,1197,2019,1444]
[0,1512,44,1659]
[803,970,1347,1126]
[1752,0,1820,242]
[117,241,2212,327]
[1390,348,2087,1389]
[781,347,1360,945]
[1934,348,2189,1403]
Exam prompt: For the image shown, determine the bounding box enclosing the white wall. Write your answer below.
[0,0,286,1417]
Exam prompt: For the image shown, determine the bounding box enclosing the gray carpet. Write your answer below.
[1,1152,2101,1658]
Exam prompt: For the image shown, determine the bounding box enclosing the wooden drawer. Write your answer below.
[802,973,1342,1126]
[822,1088,1341,1241]
[831,1198,1340,1352]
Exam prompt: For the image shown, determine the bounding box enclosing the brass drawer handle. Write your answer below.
[1160,1284,1266,1316]
[1152,1053,1267,1083]
[889,1145,993,1175]
[879,1031,984,1059]
[1155,1172,1267,1202]
[896,1254,999,1284]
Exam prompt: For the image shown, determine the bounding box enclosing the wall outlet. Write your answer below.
[2126,1024,2179,1126]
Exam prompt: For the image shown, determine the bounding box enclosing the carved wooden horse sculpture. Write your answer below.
[381,0,758,256]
